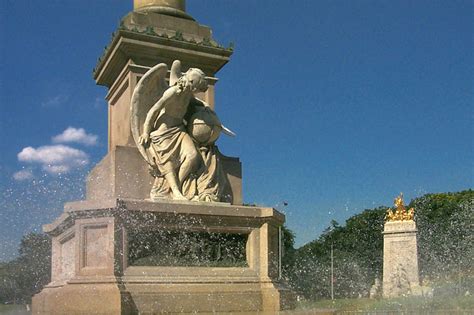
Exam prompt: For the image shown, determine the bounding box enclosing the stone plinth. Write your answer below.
[32,199,295,314]
[382,220,420,298]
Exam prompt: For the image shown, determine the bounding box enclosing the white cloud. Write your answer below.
[44,165,70,174]
[52,127,98,146]
[17,145,89,175]
[13,169,34,181]
[41,94,69,108]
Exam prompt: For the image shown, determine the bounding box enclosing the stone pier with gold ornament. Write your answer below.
[32,0,295,313]
[382,194,421,298]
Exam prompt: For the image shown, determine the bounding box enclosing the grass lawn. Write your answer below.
[296,295,474,312]
[1,297,473,314]
[0,304,29,314]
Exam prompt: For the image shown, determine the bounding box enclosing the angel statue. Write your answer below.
[131,60,234,202]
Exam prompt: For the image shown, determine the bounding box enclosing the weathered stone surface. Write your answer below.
[32,284,125,315]
[382,220,421,298]
[33,200,295,314]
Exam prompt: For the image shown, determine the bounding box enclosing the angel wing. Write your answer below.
[169,60,182,86]
[130,63,169,166]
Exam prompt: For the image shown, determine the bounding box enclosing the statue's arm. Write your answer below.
[139,88,175,145]
[192,96,211,108]
[142,99,164,135]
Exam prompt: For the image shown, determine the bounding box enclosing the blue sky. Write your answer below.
[0,0,472,261]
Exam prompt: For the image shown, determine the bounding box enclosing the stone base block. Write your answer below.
[32,199,295,314]
[33,282,293,314]
[32,283,127,314]
[126,283,285,313]
[261,285,296,311]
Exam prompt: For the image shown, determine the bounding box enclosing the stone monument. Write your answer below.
[382,193,421,298]
[32,1,295,313]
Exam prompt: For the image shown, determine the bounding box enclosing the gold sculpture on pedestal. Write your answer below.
[385,193,415,222]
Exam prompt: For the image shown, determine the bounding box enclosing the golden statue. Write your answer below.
[385,193,415,222]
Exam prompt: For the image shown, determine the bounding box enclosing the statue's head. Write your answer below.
[185,68,208,93]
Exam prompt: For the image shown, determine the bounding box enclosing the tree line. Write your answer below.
[0,233,50,304]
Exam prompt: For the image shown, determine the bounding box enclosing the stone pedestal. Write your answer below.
[32,199,295,314]
[382,220,420,298]
[32,2,295,313]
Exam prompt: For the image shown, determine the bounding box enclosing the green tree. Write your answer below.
[410,190,473,293]
[289,208,386,299]
[0,261,20,304]
[0,233,51,303]
[281,225,296,273]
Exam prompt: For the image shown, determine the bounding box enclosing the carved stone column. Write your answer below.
[133,0,190,19]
